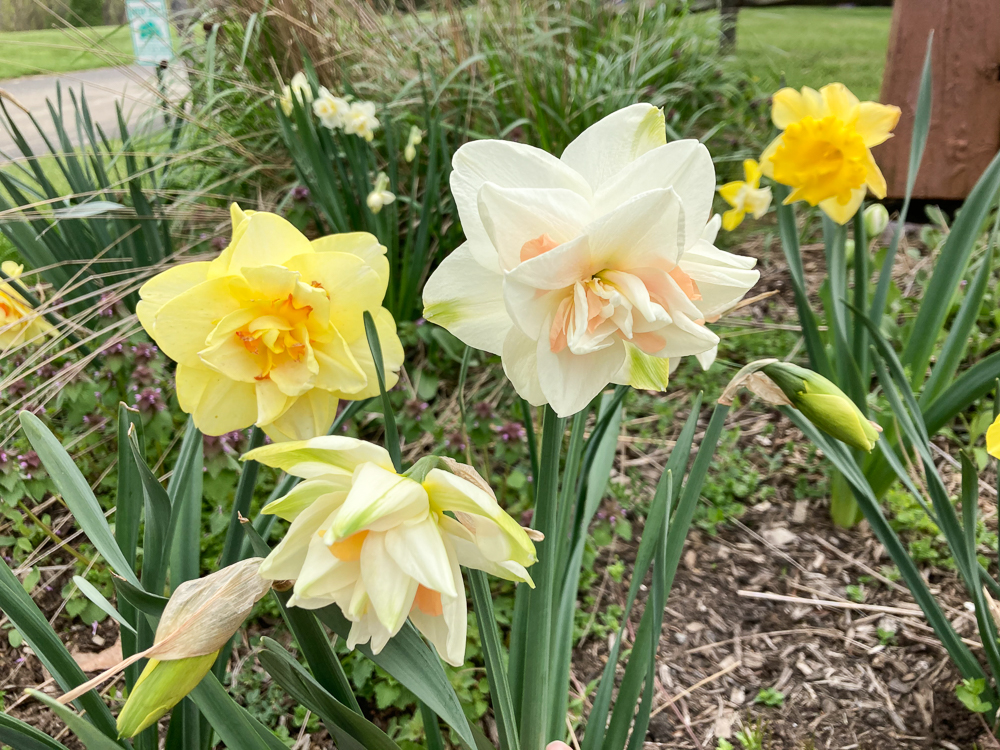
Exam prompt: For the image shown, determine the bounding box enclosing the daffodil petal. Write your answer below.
[244,435,395,478]
[175,363,257,435]
[856,102,901,148]
[330,464,429,538]
[360,532,418,634]
[384,515,458,597]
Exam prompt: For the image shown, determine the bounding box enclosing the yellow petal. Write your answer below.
[227,212,312,274]
[329,307,403,401]
[285,251,385,343]
[772,87,821,129]
[856,102,901,148]
[987,415,1000,459]
[743,159,762,186]
[718,181,744,206]
[311,233,389,293]
[722,207,746,231]
[261,389,343,443]
[313,330,367,394]
[864,149,888,199]
[758,137,781,178]
[243,435,395,478]
[818,187,865,225]
[148,277,245,367]
[256,378,291,426]
[137,262,212,328]
[176,363,258,435]
[820,83,860,123]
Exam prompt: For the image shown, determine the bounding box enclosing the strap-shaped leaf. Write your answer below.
[469,569,519,750]
[259,638,400,750]
[364,310,402,472]
[20,411,140,586]
[0,712,72,750]
[24,692,121,750]
[190,675,288,750]
[72,576,136,634]
[314,606,476,749]
[168,418,204,587]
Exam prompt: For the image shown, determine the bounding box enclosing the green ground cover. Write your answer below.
[0,25,133,79]
[735,6,892,102]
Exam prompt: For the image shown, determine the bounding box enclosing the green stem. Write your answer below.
[518,406,564,750]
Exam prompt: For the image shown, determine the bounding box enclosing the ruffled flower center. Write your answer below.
[771,115,868,205]
[235,293,320,380]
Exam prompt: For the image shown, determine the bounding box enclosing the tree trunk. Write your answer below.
[720,0,739,52]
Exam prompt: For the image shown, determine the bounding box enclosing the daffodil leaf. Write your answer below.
[72,576,136,634]
[0,712,72,750]
[24,691,122,749]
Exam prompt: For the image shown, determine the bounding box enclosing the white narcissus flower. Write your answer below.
[366,172,396,214]
[280,71,313,116]
[313,86,350,130]
[247,437,537,667]
[422,104,760,417]
[343,101,380,142]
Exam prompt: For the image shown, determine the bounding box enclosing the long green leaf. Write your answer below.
[190,675,288,750]
[469,570,519,750]
[313,606,476,749]
[0,713,72,750]
[23,693,121,750]
[168,418,204,588]
[902,150,1000,385]
[19,411,140,586]
[259,638,399,750]
[128,431,172,595]
[72,576,136,634]
[363,310,402,472]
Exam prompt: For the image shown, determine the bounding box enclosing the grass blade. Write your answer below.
[364,310,402,471]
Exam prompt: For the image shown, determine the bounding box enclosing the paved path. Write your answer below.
[0,65,185,159]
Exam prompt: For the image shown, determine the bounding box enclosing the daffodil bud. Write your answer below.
[721,360,880,451]
[761,362,881,451]
[57,559,272,737]
[844,238,855,266]
[404,125,422,163]
[116,652,219,737]
[863,203,890,238]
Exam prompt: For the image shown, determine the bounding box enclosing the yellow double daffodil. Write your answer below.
[0,261,54,351]
[137,205,403,441]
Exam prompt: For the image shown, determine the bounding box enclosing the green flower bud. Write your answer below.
[863,204,889,238]
[844,238,855,266]
[116,652,219,738]
[761,362,880,451]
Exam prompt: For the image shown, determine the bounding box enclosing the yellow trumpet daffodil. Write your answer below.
[0,261,54,351]
[760,83,900,224]
[987,414,1000,459]
[137,204,403,440]
[247,437,537,667]
[718,159,772,231]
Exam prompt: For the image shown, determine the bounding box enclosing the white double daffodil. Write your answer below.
[423,104,760,417]
[248,437,537,667]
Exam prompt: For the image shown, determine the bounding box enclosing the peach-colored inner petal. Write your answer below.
[329,530,369,561]
[668,267,702,301]
[414,585,443,616]
[520,233,559,263]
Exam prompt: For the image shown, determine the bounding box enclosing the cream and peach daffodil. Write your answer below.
[1,262,54,351]
[422,104,760,417]
[247,437,537,666]
[136,205,403,441]
[760,83,900,224]
[343,101,380,142]
[719,159,772,231]
[279,72,313,116]
[313,87,350,130]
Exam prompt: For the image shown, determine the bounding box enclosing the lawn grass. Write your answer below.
[0,26,134,80]
[735,6,892,103]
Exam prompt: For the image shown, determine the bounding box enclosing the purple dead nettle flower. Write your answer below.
[132,364,156,386]
[494,422,526,443]
[135,387,166,414]
[414,317,426,327]
[473,402,494,422]
[211,236,229,251]
[403,398,429,419]
[203,430,245,459]
[38,364,56,380]
[0,450,10,472]
[131,342,158,364]
[98,292,124,319]
[103,342,125,358]
[292,185,310,201]
[444,431,467,452]
[18,451,40,480]
[6,379,29,399]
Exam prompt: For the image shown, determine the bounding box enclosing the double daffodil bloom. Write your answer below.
[760,83,900,224]
[423,104,759,417]
[719,159,772,231]
[247,437,537,667]
[0,261,54,351]
[137,205,403,440]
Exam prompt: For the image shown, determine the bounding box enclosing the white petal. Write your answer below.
[423,243,511,355]
[536,331,625,417]
[477,185,591,272]
[329,464,428,538]
[502,327,546,406]
[360,532,418,635]
[593,141,715,251]
[259,493,344,581]
[408,536,467,667]
[701,214,722,244]
[678,240,760,320]
[261,480,350,521]
[612,343,671,392]
[243,435,395,479]
[451,140,593,272]
[560,104,666,191]
[583,188,685,272]
[384,516,457,597]
[695,346,718,370]
[294,532,361,603]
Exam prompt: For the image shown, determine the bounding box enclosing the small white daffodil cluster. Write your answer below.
[404,125,422,162]
[367,172,396,214]
[279,72,381,142]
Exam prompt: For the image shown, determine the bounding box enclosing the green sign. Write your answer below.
[126,0,173,66]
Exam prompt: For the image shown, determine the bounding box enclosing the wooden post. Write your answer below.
[720,0,739,52]
[875,0,1000,200]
